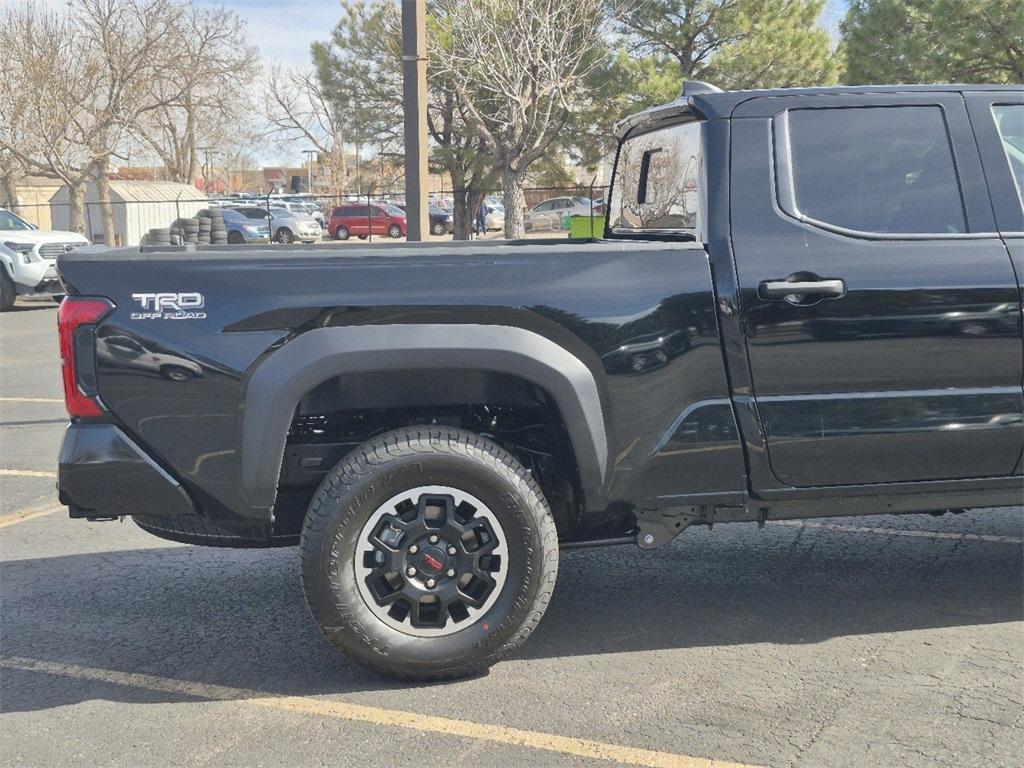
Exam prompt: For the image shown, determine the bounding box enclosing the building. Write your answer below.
[10,175,63,230]
[50,180,206,246]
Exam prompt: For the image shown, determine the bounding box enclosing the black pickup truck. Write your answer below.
[56,83,1024,680]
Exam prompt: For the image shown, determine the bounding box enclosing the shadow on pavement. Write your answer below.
[2,516,1021,712]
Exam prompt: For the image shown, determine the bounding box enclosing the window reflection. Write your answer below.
[611,121,702,232]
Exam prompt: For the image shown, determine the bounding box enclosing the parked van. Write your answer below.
[328,204,406,240]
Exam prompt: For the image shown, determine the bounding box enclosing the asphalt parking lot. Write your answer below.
[1,298,1022,768]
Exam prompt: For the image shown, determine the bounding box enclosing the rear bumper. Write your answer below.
[58,423,197,519]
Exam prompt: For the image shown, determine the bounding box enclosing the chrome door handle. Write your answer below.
[759,279,846,299]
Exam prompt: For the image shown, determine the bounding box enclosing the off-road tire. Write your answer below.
[300,426,558,681]
[134,514,297,547]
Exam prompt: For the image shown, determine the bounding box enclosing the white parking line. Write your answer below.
[769,520,1023,545]
[0,397,64,404]
[0,501,63,528]
[0,468,57,479]
[0,655,761,768]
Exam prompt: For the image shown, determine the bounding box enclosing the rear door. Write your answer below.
[965,91,1024,473]
[730,92,1023,487]
[369,206,387,235]
[347,206,370,236]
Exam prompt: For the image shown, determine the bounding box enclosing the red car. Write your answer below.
[329,204,406,240]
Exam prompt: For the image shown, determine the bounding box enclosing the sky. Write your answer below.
[8,0,852,167]
[195,0,339,66]
[215,0,851,68]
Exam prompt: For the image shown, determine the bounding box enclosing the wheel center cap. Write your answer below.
[418,547,447,575]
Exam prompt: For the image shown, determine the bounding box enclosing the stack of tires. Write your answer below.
[143,208,228,246]
[199,209,228,245]
[170,218,200,245]
[147,228,172,246]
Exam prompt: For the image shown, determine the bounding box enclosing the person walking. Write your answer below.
[475,201,488,237]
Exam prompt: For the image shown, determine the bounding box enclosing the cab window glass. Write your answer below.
[787,106,965,234]
[992,104,1024,211]
[610,121,702,233]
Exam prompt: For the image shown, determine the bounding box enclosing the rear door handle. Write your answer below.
[759,278,846,300]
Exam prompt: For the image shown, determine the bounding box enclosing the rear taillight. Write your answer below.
[58,297,114,418]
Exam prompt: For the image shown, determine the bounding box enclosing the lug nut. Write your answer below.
[446,568,456,578]
[408,544,418,554]
[447,545,457,555]
[406,566,417,577]
[425,578,436,588]
[429,535,439,544]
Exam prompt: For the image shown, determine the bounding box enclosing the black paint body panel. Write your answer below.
[59,424,197,518]
[56,84,1024,536]
[58,239,741,525]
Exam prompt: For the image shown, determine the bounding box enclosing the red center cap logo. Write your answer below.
[420,549,445,574]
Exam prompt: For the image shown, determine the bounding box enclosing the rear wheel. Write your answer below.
[300,426,558,681]
[431,221,446,236]
[227,230,244,244]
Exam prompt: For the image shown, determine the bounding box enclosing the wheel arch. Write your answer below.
[241,324,609,517]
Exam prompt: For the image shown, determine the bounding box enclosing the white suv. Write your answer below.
[1,208,89,311]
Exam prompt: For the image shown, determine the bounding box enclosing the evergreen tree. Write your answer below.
[841,0,1023,84]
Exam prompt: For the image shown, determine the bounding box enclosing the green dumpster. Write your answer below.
[568,214,605,239]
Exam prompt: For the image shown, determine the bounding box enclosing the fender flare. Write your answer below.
[241,324,609,515]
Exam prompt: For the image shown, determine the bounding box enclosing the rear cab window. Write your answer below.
[609,120,703,237]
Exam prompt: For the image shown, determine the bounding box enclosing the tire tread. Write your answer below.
[300,426,558,681]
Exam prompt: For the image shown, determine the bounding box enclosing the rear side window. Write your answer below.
[992,104,1024,211]
[610,121,702,234]
[781,106,966,235]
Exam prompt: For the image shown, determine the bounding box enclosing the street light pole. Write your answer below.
[401,0,429,241]
[198,146,212,192]
[301,149,316,195]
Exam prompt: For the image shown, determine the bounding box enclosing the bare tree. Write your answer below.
[264,65,350,197]
[72,0,180,244]
[0,4,103,233]
[434,0,610,237]
[132,3,257,185]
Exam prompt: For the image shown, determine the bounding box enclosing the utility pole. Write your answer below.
[401,0,428,241]
[199,146,213,193]
[302,149,316,195]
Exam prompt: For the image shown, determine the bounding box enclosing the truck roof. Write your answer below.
[617,82,1023,135]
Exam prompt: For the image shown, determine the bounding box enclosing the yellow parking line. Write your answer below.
[0,655,760,768]
[769,520,1023,545]
[0,397,64,404]
[0,468,57,479]
[0,501,63,528]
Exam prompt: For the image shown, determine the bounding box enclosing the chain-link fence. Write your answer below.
[2,184,610,247]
